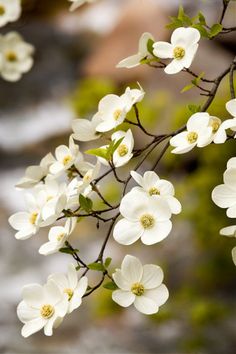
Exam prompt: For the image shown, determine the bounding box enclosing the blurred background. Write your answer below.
[1,0,236,353]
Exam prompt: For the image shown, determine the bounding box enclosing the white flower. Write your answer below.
[8,193,43,240]
[112,255,169,315]
[39,218,77,256]
[69,0,97,12]
[66,176,92,209]
[95,87,145,133]
[0,32,34,82]
[98,129,134,168]
[220,99,236,137]
[113,190,172,245]
[220,225,236,266]
[117,32,154,68]
[50,136,83,175]
[17,280,68,337]
[212,157,236,218]
[49,264,88,313]
[81,160,100,185]
[130,171,182,214]
[72,114,102,142]
[0,0,21,28]
[153,27,200,74]
[16,153,54,189]
[170,112,213,154]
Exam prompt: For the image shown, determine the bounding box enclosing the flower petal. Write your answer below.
[141,265,164,289]
[22,284,45,308]
[113,219,143,245]
[121,255,143,283]
[112,290,135,307]
[164,59,184,74]
[171,27,200,46]
[144,284,169,307]
[133,295,159,315]
[153,41,173,59]
[113,269,131,290]
[226,99,236,117]
[212,184,236,208]
[220,225,236,237]
[117,53,143,68]
[141,220,172,245]
[21,318,46,338]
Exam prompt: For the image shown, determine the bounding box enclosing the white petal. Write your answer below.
[212,185,236,208]
[117,53,143,68]
[144,284,169,307]
[138,32,154,54]
[112,290,135,307]
[171,27,200,46]
[130,170,143,186]
[223,168,236,190]
[226,99,236,117]
[75,276,88,298]
[153,41,173,58]
[67,264,78,289]
[227,158,236,169]
[141,265,164,289]
[232,247,236,266]
[39,241,60,256]
[187,112,210,132]
[21,318,46,338]
[120,191,149,220]
[113,218,143,245]
[227,205,236,218]
[22,284,44,308]
[121,255,143,283]
[165,196,182,214]
[133,295,159,315]
[141,220,172,245]
[182,43,198,68]
[8,212,30,230]
[44,280,63,305]
[164,59,184,74]
[113,269,131,290]
[220,225,236,237]
[17,301,39,323]
[48,273,68,290]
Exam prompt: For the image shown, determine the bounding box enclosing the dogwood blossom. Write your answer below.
[0,32,34,82]
[220,99,236,137]
[212,157,236,218]
[113,190,172,245]
[112,255,169,315]
[49,264,88,313]
[17,280,68,337]
[39,218,77,256]
[153,27,200,74]
[72,114,102,142]
[95,87,145,133]
[69,0,97,12]
[98,129,134,168]
[170,112,214,154]
[117,32,154,68]
[130,171,181,214]
[16,153,54,189]
[220,226,236,266]
[66,177,92,209]
[0,0,21,28]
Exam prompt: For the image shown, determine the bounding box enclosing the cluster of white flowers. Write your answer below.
[117,27,200,75]
[0,1,34,81]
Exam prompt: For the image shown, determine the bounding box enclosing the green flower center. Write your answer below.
[117,144,128,157]
[40,304,55,319]
[187,131,198,144]
[173,46,185,60]
[149,187,160,196]
[131,282,145,296]
[5,51,18,62]
[63,155,72,166]
[140,214,155,229]
[0,5,5,16]
[211,119,220,133]
[64,288,74,301]
[56,233,65,241]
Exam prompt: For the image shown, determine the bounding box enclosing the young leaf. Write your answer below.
[188,104,201,114]
[147,38,155,55]
[88,262,105,272]
[209,23,223,38]
[79,194,93,212]
[104,257,112,268]
[85,147,108,160]
[181,83,195,93]
[103,281,118,290]
[106,137,124,160]
[59,247,79,255]
[198,11,206,25]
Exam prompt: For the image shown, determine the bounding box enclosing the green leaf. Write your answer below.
[181,83,195,93]
[209,23,223,38]
[147,38,155,55]
[59,247,79,255]
[85,147,108,160]
[198,11,206,25]
[103,281,118,290]
[188,104,201,114]
[79,194,93,212]
[88,262,105,271]
[106,137,124,161]
[76,265,81,271]
[192,24,209,38]
[191,72,205,86]
[104,257,112,268]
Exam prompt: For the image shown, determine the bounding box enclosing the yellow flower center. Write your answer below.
[140,214,155,229]
[117,144,128,157]
[113,109,122,121]
[173,46,185,60]
[211,119,220,133]
[29,212,38,225]
[187,131,198,144]
[56,232,65,241]
[40,304,55,319]
[64,288,74,301]
[5,51,18,62]
[0,5,5,15]
[149,187,160,196]
[131,282,145,296]
[63,155,72,166]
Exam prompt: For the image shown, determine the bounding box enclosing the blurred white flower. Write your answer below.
[112,255,169,315]
[16,153,54,189]
[17,280,68,337]
[212,157,236,218]
[95,87,145,133]
[49,264,88,313]
[153,27,200,74]
[72,114,102,142]
[0,32,34,82]
[50,136,83,176]
[0,0,21,28]
[98,129,134,168]
[113,190,172,245]
[170,112,213,154]
[69,0,97,12]
[39,218,77,256]
[117,32,154,68]
[131,171,182,214]
[220,225,236,266]
[220,99,236,137]
[66,176,92,209]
